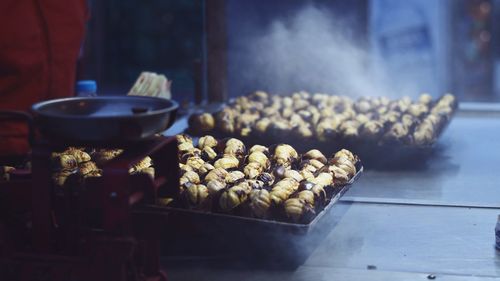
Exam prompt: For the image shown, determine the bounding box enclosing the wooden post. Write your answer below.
[205,0,227,102]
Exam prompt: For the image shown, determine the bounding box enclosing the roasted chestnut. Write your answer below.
[198,135,218,149]
[188,113,215,134]
[284,198,315,222]
[214,155,239,170]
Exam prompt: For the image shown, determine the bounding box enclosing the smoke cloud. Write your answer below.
[231,4,395,98]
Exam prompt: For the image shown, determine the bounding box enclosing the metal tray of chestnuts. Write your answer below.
[187,92,458,169]
[146,162,362,234]
[145,167,362,267]
[141,136,363,266]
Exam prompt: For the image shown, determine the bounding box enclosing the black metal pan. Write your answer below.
[31,96,178,142]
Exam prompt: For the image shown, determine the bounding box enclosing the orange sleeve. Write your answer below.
[0,0,88,157]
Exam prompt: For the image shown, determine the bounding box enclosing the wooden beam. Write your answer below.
[205,0,227,102]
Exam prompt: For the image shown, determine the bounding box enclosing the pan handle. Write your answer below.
[0,110,35,145]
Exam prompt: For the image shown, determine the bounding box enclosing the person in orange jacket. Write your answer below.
[0,0,89,159]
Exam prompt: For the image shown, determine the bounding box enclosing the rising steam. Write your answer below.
[230,5,396,98]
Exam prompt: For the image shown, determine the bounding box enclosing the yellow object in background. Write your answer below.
[128,72,172,99]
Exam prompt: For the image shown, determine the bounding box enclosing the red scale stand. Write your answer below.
[0,136,179,281]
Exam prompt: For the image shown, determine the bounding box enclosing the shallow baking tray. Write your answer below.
[188,111,455,170]
[139,162,363,267]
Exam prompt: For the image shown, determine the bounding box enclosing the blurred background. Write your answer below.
[79,0,500,103]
